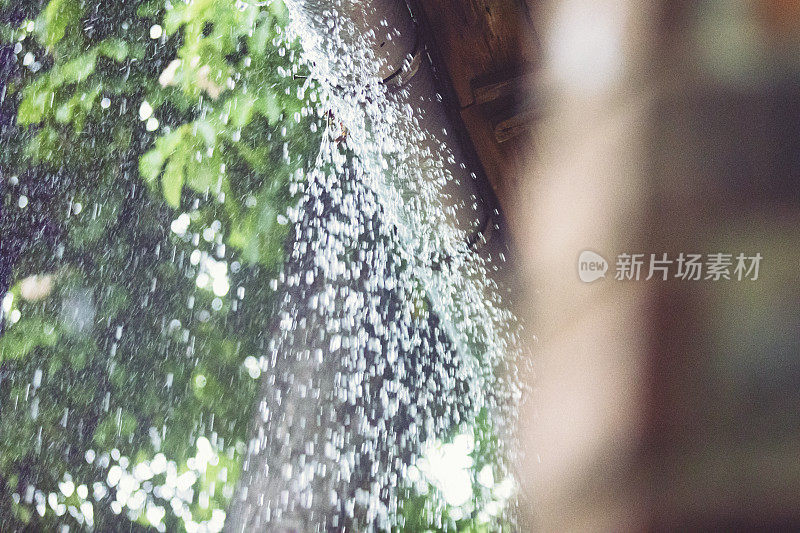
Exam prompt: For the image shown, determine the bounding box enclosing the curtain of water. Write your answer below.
[226,1,522,531]
[226,139,472,530]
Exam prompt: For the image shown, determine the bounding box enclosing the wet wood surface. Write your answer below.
[410,0,539,211]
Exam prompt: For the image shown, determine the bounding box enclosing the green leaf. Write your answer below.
[139,127,184,183]
[56,51,98,85]
[230,94,256,128]
[156,127,186,155]
[256,91,282,124]
[0,319,59,362]
[269,0,289,25]
[17,87,51,125]
[193,118,217,146]
[163,6,187,35]
[24,128,60,162]
[185,0,215,23]
[54,99,74,123]
[249,19,272,56]
[162,150,185,207]
[97,38,129,62]
[12,501,32,524]
[139,148,166,183]
[184,153,222,193]
[40,0,83,49]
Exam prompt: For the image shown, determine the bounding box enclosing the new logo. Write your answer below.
[578,250,608,282]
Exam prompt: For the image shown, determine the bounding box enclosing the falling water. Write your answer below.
[0,0,523,530]
[226,1,523,530]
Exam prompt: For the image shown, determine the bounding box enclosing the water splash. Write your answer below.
[227,1,523,530]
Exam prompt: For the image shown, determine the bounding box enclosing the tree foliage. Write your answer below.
[0,0,513,530]
[0,0,319,529]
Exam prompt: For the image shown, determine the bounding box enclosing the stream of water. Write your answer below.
[227,1,524,530]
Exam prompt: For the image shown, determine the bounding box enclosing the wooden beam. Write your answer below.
[494,108,536,143]
[472,69,535,105]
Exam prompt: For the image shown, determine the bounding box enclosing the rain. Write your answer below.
[1,0,522,531]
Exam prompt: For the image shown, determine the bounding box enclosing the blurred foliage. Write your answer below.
[0,0,511,531]
[0,0,319,529]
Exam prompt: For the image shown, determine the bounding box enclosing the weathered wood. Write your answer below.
[414,0,537,107]
[472,68,535,105]
[494,108,536,143]
[411,0,539,208]
[459,105,527,209]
